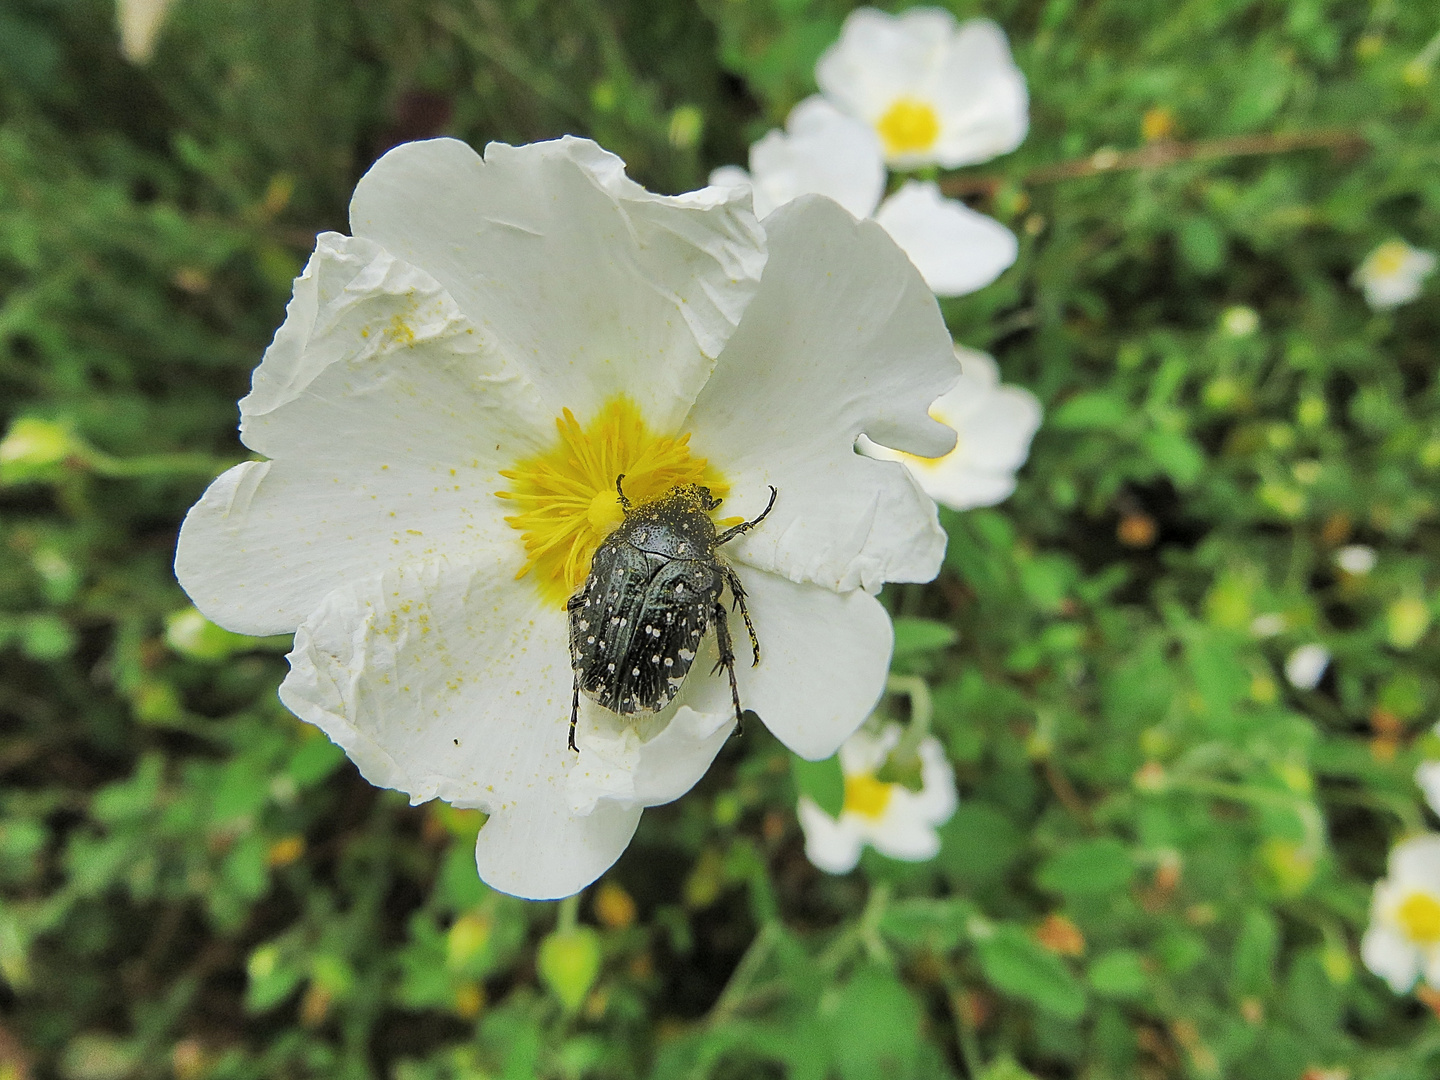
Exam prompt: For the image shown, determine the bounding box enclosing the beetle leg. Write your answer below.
[715,485,777,546]
[615,474,632,513]
[721,564,761,666]
[710,601,744,736]
[568,675,581,753]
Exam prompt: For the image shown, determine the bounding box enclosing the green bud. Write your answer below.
[1387,596,1432,650]
[538,926,602,1012]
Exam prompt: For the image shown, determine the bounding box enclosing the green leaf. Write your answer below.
[1034,838,1134,898]
[1087,949,1149,999]
[1178,217,1226,275]
[821,966,922,1080]
[977,926,1087,1020]
[1050,392,1129,431]
[891,617,958,657]
[1233,907,1279,998]
[792,753,845,818]
[538,926,602,1012]
[938,803,1023,885]
[1141,428,1205,488]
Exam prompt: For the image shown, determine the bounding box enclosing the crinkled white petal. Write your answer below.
[1362,923,1420,993]
[348,136,767,431]
[840,723,899,775]
[679,566,894,761]
[710,97,885,221]
[859,347,1040,511]
[798,796,866,874]
[816,10,1028,169]
[278,553,648,900]
[1418,761,1440,819]
[175,233,549,635]
[873,182,1017,296]
[686,196,956,593]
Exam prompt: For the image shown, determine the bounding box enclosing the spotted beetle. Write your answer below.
[566,476,778,752]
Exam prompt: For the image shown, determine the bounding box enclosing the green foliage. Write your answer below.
[3,0,1440,1078]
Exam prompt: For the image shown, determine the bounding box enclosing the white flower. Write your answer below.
[815,8,1028,170]
[1353,240,1437,310]
[857,348,1040,510]
[1335,544,1377,576]
[797,722,957,874]
[1361,834,1440,993]
[1250,613,1286,638]
[1284,643,1330,690]
[709,98,1016,297]
[1418,756,1440,819]
[1219,305,1259,337]
[175,136,958,900]
[117,0,179,63]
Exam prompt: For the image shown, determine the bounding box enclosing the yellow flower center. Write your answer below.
[1369,240,1410,279]
[1397,891,1440,945]
[842,773,894,820]
[876,98,942,158]
[496,396,727,607]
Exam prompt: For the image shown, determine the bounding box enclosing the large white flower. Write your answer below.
[815,8,1028,171]
[858,347,1040,510]
[1361,834,1440,993]
[709,97,1017,297]
[797,722,957,874]
[174,136,958,900]
[1353,240,1436,310]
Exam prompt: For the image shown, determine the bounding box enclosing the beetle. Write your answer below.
[566,475,778,752]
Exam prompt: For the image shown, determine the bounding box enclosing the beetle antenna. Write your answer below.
[615,474,631,512]
[716,486,777,546]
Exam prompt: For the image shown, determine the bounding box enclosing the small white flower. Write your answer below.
[1418,756,1440,820]
[709,98,1016,297]
[858,348,1040,510]
[1361,834,1440,993]
[797,722,957,874]
[1250,613,1286,638]
[1284,643,1330,690]
[117,0,179,63]
[1335,544,1377,576]
[815,8,1028,170]
[1353,240,1437,310]
[1219,305,1259,337]
[175,136,959,900]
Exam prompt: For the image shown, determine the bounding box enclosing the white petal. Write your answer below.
[912,736,959,825]
[927,19,1029,168]
[348,136,767,431]
[744,96,885,221]
[567,702,733,815]
[686,196,956,592]
[1284,644,1330,690]
[874,182,1017,296]
[863,806,942,862]
[175,234,547,635]
[798,797,865,874]
[676,566,893,761]
[278,554,638,899]
[816,8,958,127]
[1418,761,1440,818]
[117,0,178,62]
[1389,834,1440,894]
[840,724,900,776]
[1362,924,1420,993]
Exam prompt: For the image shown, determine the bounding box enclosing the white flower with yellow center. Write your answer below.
[1361,834,1440,993]
[709,97,1017,297]
[815,8,1028,171]
[174,136,959,900]
[857,347,1040,510]
[1353,239,1437,311]
[796,722,957,873]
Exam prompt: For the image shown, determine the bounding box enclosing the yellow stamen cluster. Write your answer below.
[1368,240,1410,279]
[1397,891,1440,946]
[497,396,727,607]
[876,98,942,157]
[843,772,895,820]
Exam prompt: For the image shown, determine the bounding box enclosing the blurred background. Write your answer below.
[2,0,1440,1077]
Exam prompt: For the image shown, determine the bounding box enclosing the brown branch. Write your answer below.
[940,128,1369,199]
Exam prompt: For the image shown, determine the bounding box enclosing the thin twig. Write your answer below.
[940,128,1368,198]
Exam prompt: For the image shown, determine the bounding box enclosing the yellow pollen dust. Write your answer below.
[843,773,895,820]
[496,396,727,607]
[1397,892,1440,945]
[876,97,942,158]
[1369,241,1410,278]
